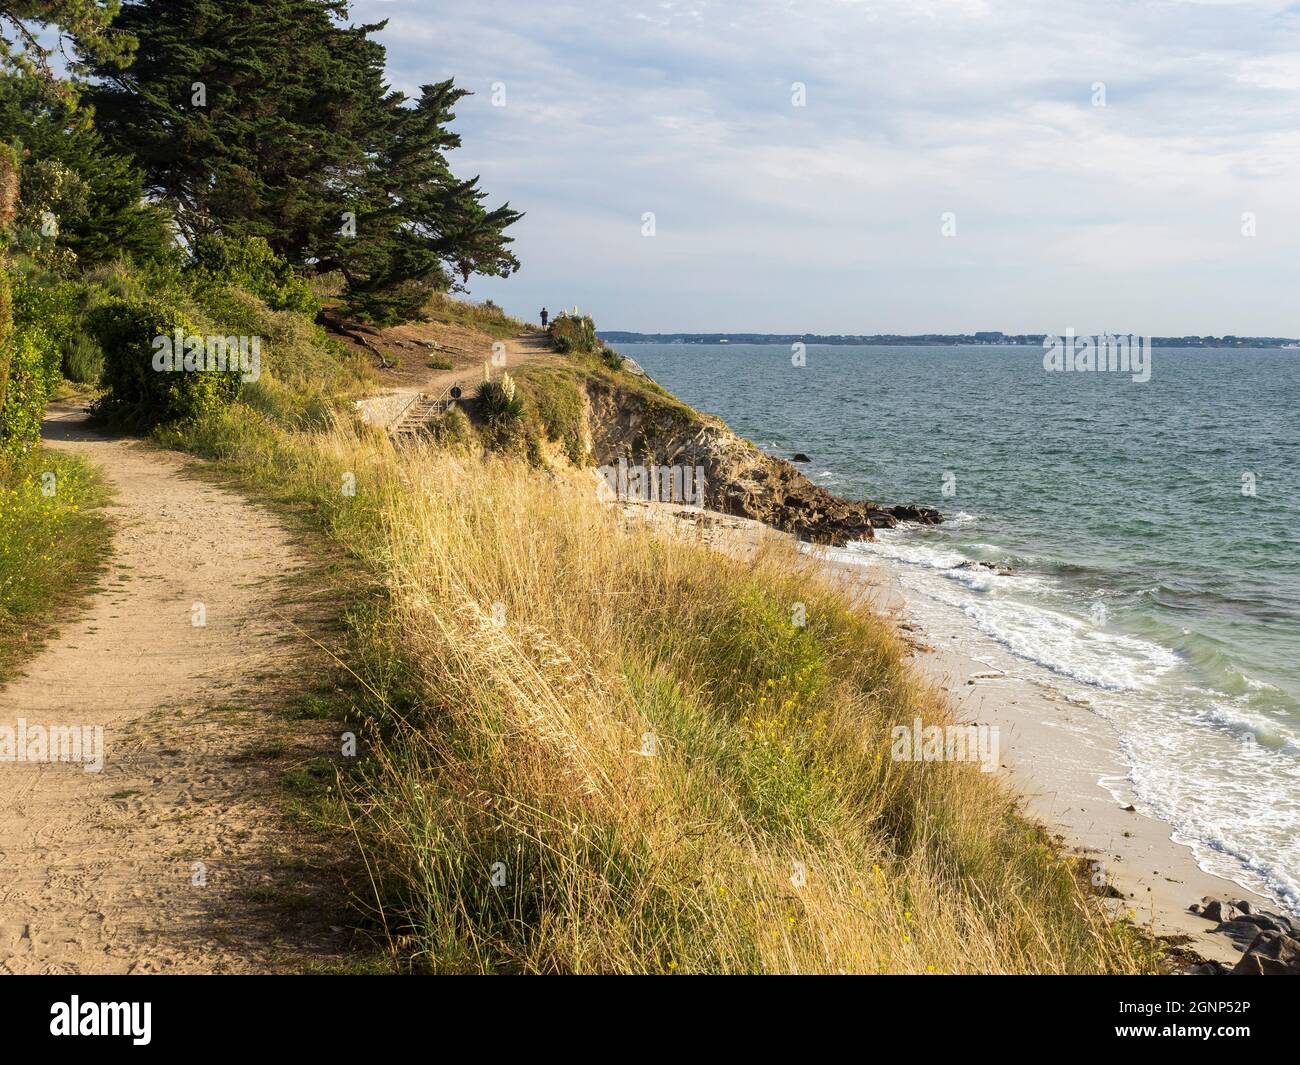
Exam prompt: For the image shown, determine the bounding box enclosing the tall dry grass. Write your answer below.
[176,399,1155,974]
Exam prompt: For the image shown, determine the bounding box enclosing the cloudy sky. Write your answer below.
[358,0,1300,335]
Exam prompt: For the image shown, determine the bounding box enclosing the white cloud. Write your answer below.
[355,0,1300,333]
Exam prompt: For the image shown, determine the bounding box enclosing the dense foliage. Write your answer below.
[0,138,52,454]
[0,0,134,79]
[85,0,520,322]
[187,234,318,317]
[547,313,599,354]
[89,295,244,427]
[0,0,523,446]
[0,71,171,268]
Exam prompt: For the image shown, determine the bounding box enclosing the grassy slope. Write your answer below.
[424,291,530,341]
[154,290,1160,974]
[511,344,695,468]
[0,447,113,681]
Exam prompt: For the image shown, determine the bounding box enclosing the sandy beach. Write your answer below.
[847,551,1274,966]
[621,497,1276,967]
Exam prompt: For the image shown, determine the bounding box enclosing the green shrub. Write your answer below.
[0,143,14,453]
[0,448,112,679]
[12,273,78,373]
[62,330,104,385]
[429,403,473,447]
[0,328,55,453]
[475,373,524,424]
[82,258,171,303]
[189,235,319,317]
[548,313,598,354]
[189,284,370,424]
[475,373,527,454]
[89,296,244,428]
[82,261,143,301]
[0,280,10,443]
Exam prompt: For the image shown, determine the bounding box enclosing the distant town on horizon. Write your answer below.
[599,331,1300,348]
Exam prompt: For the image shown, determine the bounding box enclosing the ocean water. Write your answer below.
[626,342,1300,911]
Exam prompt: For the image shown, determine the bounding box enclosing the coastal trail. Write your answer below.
[343,324,557,432]
[0,407,351,974]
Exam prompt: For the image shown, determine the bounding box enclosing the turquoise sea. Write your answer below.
[626,342,1300,911]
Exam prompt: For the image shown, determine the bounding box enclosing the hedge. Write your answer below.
[89,297,244,428]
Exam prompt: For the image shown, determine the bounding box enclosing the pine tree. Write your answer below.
[1,1,134,79]
[0,71,171,267]
[86,0,378,253]
[318,80,522,322]
[85,0,519,321]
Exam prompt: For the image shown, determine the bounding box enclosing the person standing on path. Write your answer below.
[540,307,549,328]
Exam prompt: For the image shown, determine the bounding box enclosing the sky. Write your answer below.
[361,1,1300,334]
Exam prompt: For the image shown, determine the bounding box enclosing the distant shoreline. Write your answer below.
[601,333,1300,348]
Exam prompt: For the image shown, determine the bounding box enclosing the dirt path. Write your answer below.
[355,329,556,429]
[0,408,351,974]
[415,329,553,397]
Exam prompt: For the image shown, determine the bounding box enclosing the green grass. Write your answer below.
[0,448,113,680]
[512,350,695,466]
[515,363,588,464]
[424,292,530,340]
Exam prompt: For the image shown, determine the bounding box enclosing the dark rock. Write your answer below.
[1215,918,1263,947]
[791,453,811,463]
[1198,897,1247,924]
[887,503,944,525]
[1187,961,1228,976]
[1239,912,1293,934]
[957,560,1013,576]
[1230,930,1300,975]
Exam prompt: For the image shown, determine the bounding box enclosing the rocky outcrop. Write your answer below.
[1231,929,1300,975]
[1187,896,1300,974]
[578,375,942,545]
[1190,897,1252,923]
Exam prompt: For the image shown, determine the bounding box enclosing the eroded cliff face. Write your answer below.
[576,375,941,545]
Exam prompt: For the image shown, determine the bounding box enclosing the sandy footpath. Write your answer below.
[0,407,349,973]
[622,498,1271,967]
